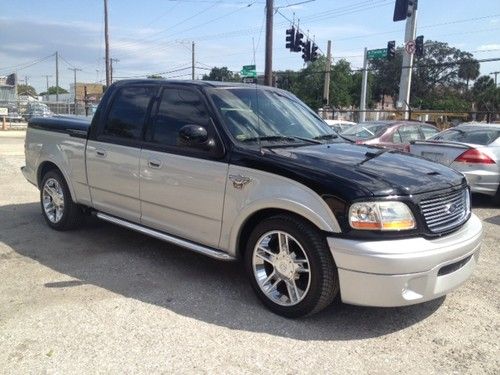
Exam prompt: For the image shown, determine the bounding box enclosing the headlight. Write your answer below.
[349,201,416,231]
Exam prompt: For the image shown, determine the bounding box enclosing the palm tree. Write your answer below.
[458,58,480,91]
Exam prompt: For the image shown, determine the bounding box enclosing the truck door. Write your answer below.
[139,86,228,248]
[86,85,157,223]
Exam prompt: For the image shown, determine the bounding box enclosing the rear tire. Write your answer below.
[244,214,339,318]
[40,170,83,230]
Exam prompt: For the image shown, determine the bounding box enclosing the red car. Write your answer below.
[341,121,439,151]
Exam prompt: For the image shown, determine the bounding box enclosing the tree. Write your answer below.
[147,74,164,79]
[17,84,37,97]
[40,86,69,96]
[458,58,480,90]
[472,75,499,113]
[202,67,240,82]
[283,57,356,110]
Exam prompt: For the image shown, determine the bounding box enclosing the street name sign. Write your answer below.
[367,48,387,60]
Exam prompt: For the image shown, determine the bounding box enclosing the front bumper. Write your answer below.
[327,213,483,307]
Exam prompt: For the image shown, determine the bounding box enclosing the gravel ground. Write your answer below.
[0,133,498,374]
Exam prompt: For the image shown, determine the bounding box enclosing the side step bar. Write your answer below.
[96,212,236,261]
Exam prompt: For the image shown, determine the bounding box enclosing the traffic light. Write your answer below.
[415,35,424,58]
[311,43,319,62]
[294,30,304,52]
[285,27,295,51]
[393,0,409,21]
[387,40,396,60]
[302,40,311,62]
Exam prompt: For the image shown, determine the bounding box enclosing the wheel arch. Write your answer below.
[232,203,337,260]
[37,160,77,202]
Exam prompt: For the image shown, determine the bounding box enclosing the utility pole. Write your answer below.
[55,51,59,106]
[192,42,195,80]
[104,0,111,87]
[24,76,29,86]
[264,0,273,86]
[490,71,500,86]
[359,47,368,123]
[43,75,52,92]
[68,68,82,114]
[322,40,332,114]
[397,0,418,119]
[110,58,119,83]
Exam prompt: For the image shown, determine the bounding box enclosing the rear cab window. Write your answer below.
[100,85,157,141]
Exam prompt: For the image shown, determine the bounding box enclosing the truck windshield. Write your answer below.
[208,87,337,145]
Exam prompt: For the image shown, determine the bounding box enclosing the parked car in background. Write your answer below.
[23,102,53,121]
[341,121,440,151]
[324,119,356,133]
[409,123,500,203]
[6,106,23,122]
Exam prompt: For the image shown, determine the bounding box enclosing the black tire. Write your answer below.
[40,169,83,230]
[493,186,500,206]
[244,214,339,318]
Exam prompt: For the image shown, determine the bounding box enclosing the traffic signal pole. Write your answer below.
[264,0,273,86]
[398,1,418,119]
[359,47,368,123]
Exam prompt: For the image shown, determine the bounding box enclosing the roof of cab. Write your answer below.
[111,79,267,89]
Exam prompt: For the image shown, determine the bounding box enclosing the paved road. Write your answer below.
[0,133,498,374]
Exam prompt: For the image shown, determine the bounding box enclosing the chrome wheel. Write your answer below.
[42,178,65,223]
[252,230,311,306]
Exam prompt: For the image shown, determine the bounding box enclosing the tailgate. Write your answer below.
[409,141,470,166]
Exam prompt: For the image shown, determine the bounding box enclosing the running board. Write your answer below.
[96,212,236,261]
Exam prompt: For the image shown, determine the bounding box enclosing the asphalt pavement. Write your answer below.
[0,132,498,374]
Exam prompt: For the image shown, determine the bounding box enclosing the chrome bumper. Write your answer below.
[327,214,483,307]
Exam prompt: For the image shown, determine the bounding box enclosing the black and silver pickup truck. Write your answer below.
[22,80,483,317]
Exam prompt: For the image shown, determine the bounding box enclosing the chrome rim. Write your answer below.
[42,178,64,223]
[252,230,311,306]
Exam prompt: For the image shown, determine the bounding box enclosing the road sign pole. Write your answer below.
[398,0,418,119]
[360,47,368,123]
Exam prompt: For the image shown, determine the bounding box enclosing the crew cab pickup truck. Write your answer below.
[22,80,483,317]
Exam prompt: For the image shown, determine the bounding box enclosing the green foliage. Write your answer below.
[472,76,499,112]
[17,84,37,97]
[40,86,69,96]
[202,67,241,82]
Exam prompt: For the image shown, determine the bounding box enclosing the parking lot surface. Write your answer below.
[0,132,498,374]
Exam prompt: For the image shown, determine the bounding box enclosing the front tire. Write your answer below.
[244,214,339,318]
[40,170,83,230]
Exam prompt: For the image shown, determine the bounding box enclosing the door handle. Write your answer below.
[96,149,106,157]
[148,159,162,169]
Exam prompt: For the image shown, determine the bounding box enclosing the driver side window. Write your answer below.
[146,88,211,147]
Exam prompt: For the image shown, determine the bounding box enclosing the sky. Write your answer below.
[1,0,499,93]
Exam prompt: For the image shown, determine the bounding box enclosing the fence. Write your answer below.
[319,108,499,129]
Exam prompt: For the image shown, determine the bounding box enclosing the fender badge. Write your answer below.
[229,174,252,190]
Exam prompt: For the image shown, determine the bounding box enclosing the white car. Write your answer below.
[324,119,356,133]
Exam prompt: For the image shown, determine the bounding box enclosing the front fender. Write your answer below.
[219,165,341,256]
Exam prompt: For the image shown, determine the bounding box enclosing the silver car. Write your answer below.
[409,123,500,202]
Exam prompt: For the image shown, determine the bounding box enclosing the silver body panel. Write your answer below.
[329,213,483,307]
[139,150,228,248]
[86,140,142,223]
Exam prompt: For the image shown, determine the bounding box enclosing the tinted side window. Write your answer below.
[398,125,421,142]
[149,88,210,146]
[104,86,156,139]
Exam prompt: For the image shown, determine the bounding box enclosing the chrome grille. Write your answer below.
[420,188,470,233]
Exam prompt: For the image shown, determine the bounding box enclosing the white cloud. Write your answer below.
[477,44,500,51]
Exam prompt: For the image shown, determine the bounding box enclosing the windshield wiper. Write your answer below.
[241,135,320,145]
[314,134,338,140]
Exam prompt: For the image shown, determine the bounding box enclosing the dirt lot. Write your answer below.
[0,131,498,374]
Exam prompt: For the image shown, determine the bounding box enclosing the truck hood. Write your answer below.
[268,143,465,197]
